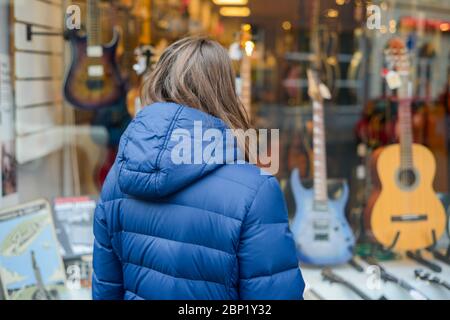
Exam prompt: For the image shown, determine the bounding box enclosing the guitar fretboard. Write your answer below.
[398,99,414,169]
[87,0,101,47]
[312,100,328,203]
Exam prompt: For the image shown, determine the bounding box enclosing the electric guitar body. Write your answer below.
[64,30,125,110]
[370,143,446,250]
[291,169,355,265]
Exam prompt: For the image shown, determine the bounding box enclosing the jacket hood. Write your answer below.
[117,102,241,199]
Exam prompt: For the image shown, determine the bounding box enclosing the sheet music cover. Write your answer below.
[0,53,18,205]
[0,199,66,300]
[52,196,96,259]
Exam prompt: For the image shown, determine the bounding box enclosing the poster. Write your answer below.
[0,53,17,203]
[0,199,66,300]
[53,196,96,258]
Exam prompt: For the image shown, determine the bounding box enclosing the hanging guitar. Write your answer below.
[290,69,355,265]
[126,45,154,117]
[348,143,371,242]
[318,26,340,100]
[369,38,446,251]
[417,42,449,193]
[347,28,365,102]
[116,0,140,85]
[90,1,135,188]
[239,25,253,116]
[64,0,125,110]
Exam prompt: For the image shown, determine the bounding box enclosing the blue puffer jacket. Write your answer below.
[92,102,305,300]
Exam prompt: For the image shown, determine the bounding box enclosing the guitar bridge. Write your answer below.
[391,214,428,222]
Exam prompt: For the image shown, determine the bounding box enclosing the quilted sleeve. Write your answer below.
[238,177,305,300]
[92,202,124,300]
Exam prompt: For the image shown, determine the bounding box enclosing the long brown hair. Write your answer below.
[141,36,250,133]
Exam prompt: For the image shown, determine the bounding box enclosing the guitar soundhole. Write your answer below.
[397,169,417,189]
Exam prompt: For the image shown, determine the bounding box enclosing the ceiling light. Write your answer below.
[242,23,252,31]
[219,6,251,17]
[244,41,255,56]
[213,0,248,5]
[282,21,292,31]
[326,9,339,18]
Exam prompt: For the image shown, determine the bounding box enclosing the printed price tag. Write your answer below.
[386,70,402,90]
[319,83,331,100]
[356,165,366,180]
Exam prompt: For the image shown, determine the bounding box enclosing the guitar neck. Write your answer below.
[340,280,372,300]
[123,17,136,71]
[87,0,101,47]
[241,55,251,116]
[312,100,328,203]
[398,96,414,169]
[438,280,450,290]
[377,263,430,300]
[323,270,372,300]
[310,0,322,70]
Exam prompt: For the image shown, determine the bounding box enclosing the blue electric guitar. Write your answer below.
[290,69,355,265]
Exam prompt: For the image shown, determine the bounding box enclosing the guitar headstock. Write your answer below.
[321,268,341,284]
[384,38,411,74]
[384,38,412,97]
[133,45,154,76]
[414,269,440,285]
[307,69,331,103]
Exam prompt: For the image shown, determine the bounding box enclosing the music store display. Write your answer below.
[0,0,450,301]
[287,34,449,298]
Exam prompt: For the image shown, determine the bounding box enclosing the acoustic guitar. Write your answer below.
[64,0,125,110]
[369,38,446,251]
[290,69,355,265]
